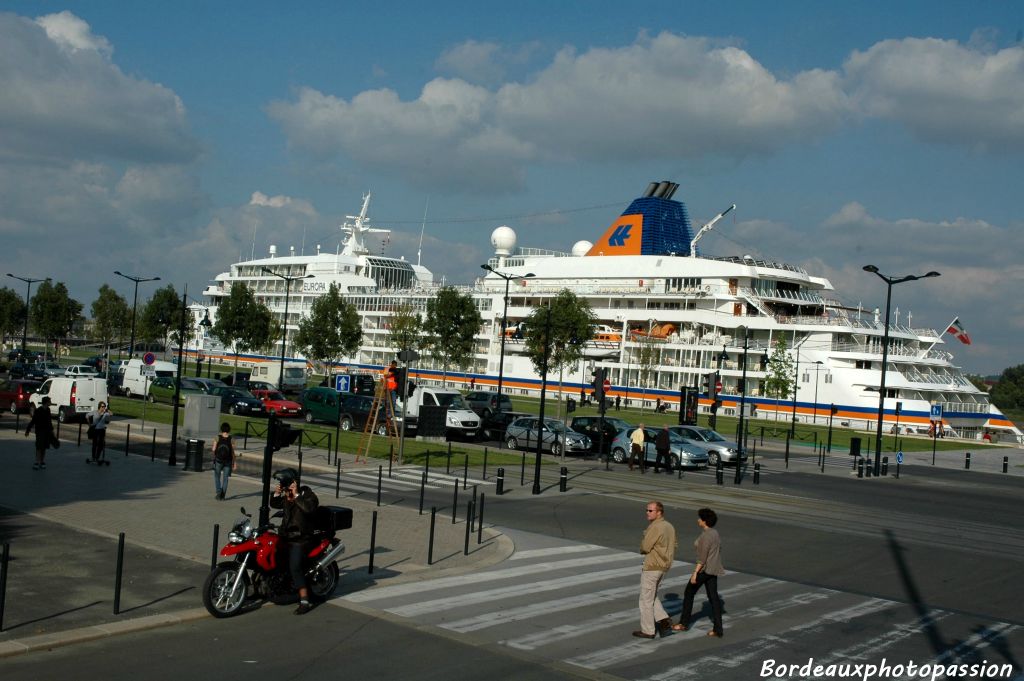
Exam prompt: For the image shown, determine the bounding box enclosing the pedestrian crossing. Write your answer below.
[294,466,497,499]
[336,530,1022,681]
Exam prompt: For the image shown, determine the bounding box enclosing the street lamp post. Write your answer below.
[261,267,313,392]
[169,284,188,467]
[480,264,534,413]
[810,361,825,424]
[789,345,801,438]
[736,327,750,455]
[114,271,161,358]
[6,274,50,358]
[532,305,553,495]
[863,265,940,476]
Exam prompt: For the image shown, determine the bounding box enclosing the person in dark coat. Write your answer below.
[654,426,672,474]
[270,468,319,614]
[25,396,56,470]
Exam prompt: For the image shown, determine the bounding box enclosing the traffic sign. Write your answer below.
[142,352,156,366]
[335,375,350,393]
[930,404,943,419]
[141,366,156,378]
[603,379,611,393]
[715,380,723,393]
[896,451,904,464]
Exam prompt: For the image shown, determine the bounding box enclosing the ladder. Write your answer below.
[355,377,399,463]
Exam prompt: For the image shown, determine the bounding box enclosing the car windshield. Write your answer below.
[266,391,286,400]
[436,394,468,409]
[181,380,202,390]
[694,428,726,442]
[543,420,568,433]
[224,389,250,398]
[284,368,305,378]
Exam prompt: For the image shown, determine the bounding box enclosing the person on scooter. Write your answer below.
[270,468,319,615]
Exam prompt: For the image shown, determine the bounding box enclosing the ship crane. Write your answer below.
[689,203,736,257]
[341,192,391,256]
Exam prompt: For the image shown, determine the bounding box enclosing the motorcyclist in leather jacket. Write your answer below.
[269,468,319,614]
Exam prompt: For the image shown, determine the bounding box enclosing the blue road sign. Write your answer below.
[896,451,904,464]
[334,374,350,393]
[930,404,942,419]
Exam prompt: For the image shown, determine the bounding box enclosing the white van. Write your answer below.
[120,358,177,399]
[30,376,108,423]
[250,362,307,393]
[399,386,480,438]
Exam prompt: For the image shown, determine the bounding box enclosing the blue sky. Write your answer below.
[1,2,1022,373]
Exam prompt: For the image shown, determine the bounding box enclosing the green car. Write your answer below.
[148,376,206,405]
[300,386,352,424]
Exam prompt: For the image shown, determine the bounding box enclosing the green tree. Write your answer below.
[990,365,1024,410]
[90,285,131,371]
[763,337,795,420]
[292,283,362,385]
[523,289,595,385]
[636,334,660,411]
[423,287,481,385]
[387,303,423,357]
[138,285,184,355]
[212,283,273,378]
[0,287,25,348]
[30,281,82,353]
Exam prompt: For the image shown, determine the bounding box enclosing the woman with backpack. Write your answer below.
[211,422,237,500]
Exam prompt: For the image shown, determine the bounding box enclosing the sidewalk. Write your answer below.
[0,420,513,657]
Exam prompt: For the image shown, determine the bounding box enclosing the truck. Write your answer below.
[120,358,177,400]
[249,361,307,393]
[397,386,480,439]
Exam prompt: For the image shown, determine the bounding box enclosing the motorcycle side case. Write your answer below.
[313,506,353,533]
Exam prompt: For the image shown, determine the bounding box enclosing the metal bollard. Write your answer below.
[1004,456,1009,474]
[446,442,452,474]
[368,511,377,574]
[77,421,82,447]
[496,467,505,495]
[857,458,864,478]
[734,457,742,484]
[520,450,526,486]
[452,482,459,524]
[464,500,474,556]
[965,452,971,470]
[716,461,723,485]
[210,524,220,570]
[865,459,872,478]
[895,461,900,479]
[559,466,568,492]
[753,462,760,485]
[376,465,383,507]
[419,470,427,514]
[477,493,485,545]
[881,456,889,477]
[125,423,131,456]
[0,542,9,632]
[428,507,437,565]
[113,532,125,615]
[151,429,157,461]
[335,460,341,498]
[463,454,469,490]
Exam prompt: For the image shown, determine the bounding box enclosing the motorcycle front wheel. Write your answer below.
[309,562,339,600]
[203,562,251,618]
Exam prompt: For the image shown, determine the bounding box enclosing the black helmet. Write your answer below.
[273,467,299,488]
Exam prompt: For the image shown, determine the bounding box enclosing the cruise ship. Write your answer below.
[197,183,1020,443]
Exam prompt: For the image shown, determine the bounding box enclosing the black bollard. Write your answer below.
[716,460,723,485]
[376,465,383,507]
[125,423,131,457]
[520,450,526,485]
[151,429,157,461]
[753,462,760,485]
[210,524,220,570]
[463,454,469,490]
[446,442,452,474]
[1004,456,1009,474]
[857,458,864,478]
[419,470,427,514]
[477,493,485,545]
[335,460,341,498]
[965,452,971,470]
[77,421,82,447]
[464,500,474,556]
[734,456,742,484]
[113,532,125,615]
[483,447,489,480]
[0,542,9,632]
[895,461,900,479]
[452,482,459,524]
[368,511,377,574]
[428,507,437,565]
[865,459,872,478]
[881,456,888,476]
[297,449,303,482]
[559,466,568,492]
[496,467,505,495]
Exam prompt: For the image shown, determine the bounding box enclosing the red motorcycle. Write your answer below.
[203,505,352,617]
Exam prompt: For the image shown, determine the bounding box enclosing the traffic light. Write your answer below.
[702,373,712,396]
[711,371,720,401]
[591,367,606,401]
[830,404,838,416]
[270,418,302,451]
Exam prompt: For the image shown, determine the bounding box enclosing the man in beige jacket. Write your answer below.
[634,500,677,639]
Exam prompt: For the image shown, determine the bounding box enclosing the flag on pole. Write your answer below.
[947,318,971,345]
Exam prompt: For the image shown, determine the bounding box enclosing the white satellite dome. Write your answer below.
[571,240,593,257]
[490,225,517,255]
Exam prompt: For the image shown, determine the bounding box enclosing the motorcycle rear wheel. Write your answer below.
[309,562,339,599]
[203,562,251,617]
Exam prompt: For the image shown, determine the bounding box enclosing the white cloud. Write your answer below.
[435,40,504,84]
[249,191,317,217]
[35,10,112,56]
[843,38,1024,151]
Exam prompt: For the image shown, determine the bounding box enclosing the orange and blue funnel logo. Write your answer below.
[586,214,644,255]
[584,195,693,257]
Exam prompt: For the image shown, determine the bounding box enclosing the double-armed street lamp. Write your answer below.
[114,271,161,358]
[7,273,50,358]
[261,267,313,392]
[863,265,940,476]
[480,264,535,412]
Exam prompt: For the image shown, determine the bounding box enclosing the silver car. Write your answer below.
[668,425,744,466]
[505,417,592,456]
[609,427,709,470]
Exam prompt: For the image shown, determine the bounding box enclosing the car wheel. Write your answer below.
[124,388,132,399]
[147,393,155,403]
[670,454,680,470]
[304,411,314,423]
[376,422,389,437]
[229,404,239,415]
[506,436,518,450]
[551,441,562,457]
[340,417,352,431]
[708,451,720,467]
[9,402,17,415]
[612,447,626,463]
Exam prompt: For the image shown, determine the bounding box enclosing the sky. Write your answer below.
[0,1,1022,375]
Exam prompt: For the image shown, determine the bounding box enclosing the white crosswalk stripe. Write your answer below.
[336,535,1022,681]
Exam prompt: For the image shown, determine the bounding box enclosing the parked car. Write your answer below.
[570,415,633,455]
[6,349,23,362]
[478,410,532,442]
[0,379,41,414]
[210,386,266,416]
[29,376,108,423]
[35,362,65,378]
[503,417,591,456]
[190,377,229,393]
[337,393,390,435]
[301,386,350,425]
[668,425,744,466]
[251,389,303,418]
[609,427,709,470]
[8,361,33,380]
[64,364,100,377]
[148,376,206,406]
[246,380,277,395]
[464,390,514,417]
[83,355,108,372]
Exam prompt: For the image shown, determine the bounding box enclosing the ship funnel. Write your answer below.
[316,244,321,255]
[653,181,671,198]
[642,182,659,198]
[664,183,679,200]
[269,244,277,258]
[289,246,295,257]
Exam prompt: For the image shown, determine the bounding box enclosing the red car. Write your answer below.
[252,389,303,417]
[0,379,42,414]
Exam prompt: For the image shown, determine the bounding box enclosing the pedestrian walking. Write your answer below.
[629,424,646,471]
[211,422,237,500]
[87,401,113,463]
[654,425,671,473]
[615,395,621,411]
[633,501,677,639]
[25,396,56,470]
[672,507,725,638]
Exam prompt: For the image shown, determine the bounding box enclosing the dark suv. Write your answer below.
[570,415,633,455]
[339,394,389,435]
[464,390,514,417]
[478,410,531,442]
